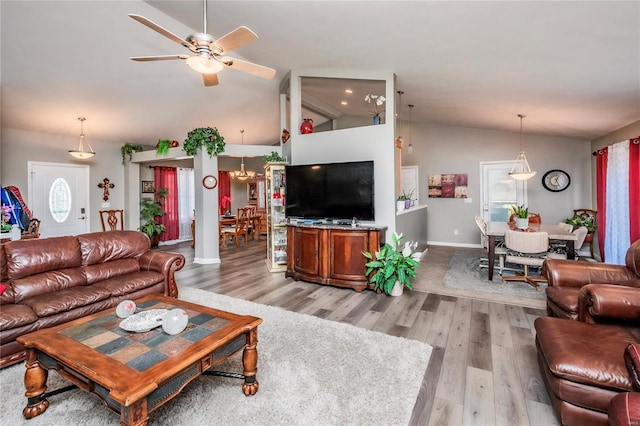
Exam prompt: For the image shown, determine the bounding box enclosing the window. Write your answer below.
[49,177,72,223]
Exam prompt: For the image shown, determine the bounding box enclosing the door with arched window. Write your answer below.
[28,161,90,237]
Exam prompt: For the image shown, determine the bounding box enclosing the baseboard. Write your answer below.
[427,241,483,249]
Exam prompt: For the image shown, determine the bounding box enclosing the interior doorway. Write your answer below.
[479,161,527,222]
[28,161,90,237]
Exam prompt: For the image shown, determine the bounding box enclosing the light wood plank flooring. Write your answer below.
[161,239,559,426]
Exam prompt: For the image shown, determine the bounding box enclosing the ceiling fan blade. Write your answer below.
[130,55,189,62]
[214,26,258,54]
[129,14,196,51]
[203,73,219,87]
[222,57,276,79]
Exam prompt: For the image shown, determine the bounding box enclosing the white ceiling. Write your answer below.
[1,1,638,147]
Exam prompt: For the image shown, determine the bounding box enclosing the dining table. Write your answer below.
[486,222,578,281]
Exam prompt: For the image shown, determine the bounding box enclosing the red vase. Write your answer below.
[300,118,314,134]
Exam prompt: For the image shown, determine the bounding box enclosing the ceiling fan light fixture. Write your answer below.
[186,54,224,74]
[508,114,536,180]
[68,117,95,159]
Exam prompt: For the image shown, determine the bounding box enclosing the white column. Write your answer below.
[193,152,221,264]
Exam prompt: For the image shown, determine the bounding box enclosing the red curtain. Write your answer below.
[154,167,179,241]
[218,171,231,215]
[596,147,608,261]
[630,138,640,243]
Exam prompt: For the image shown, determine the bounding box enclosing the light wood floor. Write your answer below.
[162,239,559,426]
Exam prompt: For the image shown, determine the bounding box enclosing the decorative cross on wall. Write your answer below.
[97,178,115,202]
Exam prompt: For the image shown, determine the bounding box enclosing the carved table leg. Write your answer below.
[241,328,259,396]
[120,398,148,426]
[22,349,50,419]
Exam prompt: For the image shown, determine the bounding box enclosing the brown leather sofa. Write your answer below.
[608,343,640,426]
[543,239,640,319]
[0,231,185,368]
[535,282,640,426]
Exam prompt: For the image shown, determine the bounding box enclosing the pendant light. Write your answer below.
[68,117,95,159]
[395,91,404,148]
[508,114,536,180]
[407,104,414,156]
[230,130,256,181]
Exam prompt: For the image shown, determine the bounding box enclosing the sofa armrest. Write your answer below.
[543,258,636,288]
[626,343,640,390]
[138,251,185,298]
[577,283,640,324]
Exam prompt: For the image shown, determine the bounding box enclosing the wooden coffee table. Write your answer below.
[16,295,263,426]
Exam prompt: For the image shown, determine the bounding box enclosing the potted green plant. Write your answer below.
[183,127,225,158]
[155,139,171,156]
[511,204,529,229]
[262,151,287,163]
[362,232,421,296]
[564,213,595,233]
[138,187,168,247]
[121,143,143,165]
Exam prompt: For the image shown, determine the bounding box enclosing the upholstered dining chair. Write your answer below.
[573,208,597,259]
[503,230,550,291]
[474,215,509,275]
[99,209,124,231]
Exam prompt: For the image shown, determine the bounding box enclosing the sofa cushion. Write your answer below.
[4,236,81,279]
[93,271,164,296]
[23,286,111,318]
[79,231,150,266]
[535,317,636,392]
[10,268,87,303]
[546,286,580,316]
[626,344,640,389]
[82,259,140,285]
[0,304,38,331]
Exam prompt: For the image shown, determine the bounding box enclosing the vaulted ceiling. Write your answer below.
[2,1,638,147]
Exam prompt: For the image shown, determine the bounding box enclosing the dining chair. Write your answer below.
[99,209,124,231]
[243,205,258,239]
[474,215,509,275]
[220,209,250,247]
[549,226,589,260]
[573,208,597,259]
[503,230,549,291]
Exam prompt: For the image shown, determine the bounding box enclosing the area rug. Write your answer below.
[443,250,546,301]
[0,287,432,426]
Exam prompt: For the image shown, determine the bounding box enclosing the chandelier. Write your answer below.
[230,130,255,181]
[68,117,95,159]
[508,114,536,180]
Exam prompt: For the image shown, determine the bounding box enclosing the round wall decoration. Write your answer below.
[202,175,218,189]
[542,169,571,192]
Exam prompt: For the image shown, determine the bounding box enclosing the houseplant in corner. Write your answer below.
[183,127,225,158]
[511,204,529,229]
[362,232,421,296]
[138,187,168,247]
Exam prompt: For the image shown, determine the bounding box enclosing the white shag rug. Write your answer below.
[0,287,432,426]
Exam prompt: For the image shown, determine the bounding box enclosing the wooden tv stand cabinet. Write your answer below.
[285,223,387,291]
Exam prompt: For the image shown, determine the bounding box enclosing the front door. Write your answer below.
[480,161,527,223]
[28,161,90,237]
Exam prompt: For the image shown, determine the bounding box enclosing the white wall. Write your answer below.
[399,121,592,246]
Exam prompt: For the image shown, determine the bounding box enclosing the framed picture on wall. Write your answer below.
[141,181,155,193]
[247,182,258,204]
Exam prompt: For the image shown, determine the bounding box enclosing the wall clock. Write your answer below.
[542,169,571,192]
[202,175,218,189]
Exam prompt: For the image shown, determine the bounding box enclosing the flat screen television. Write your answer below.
[285,160,375,221]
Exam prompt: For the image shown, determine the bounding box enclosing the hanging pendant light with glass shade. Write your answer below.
[68,117,95,159]
[407,104,414,156]
[508,114,536,180]
[230,130,255,181]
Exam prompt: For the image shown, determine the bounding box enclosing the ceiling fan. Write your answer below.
[129,0,276,86]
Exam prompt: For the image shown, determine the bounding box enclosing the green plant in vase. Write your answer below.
[362,232,421,296]
[156,139,171,156]
[183,127,225,158]
[121,143,143,165]
[511,204,529,219]
[263,151,287,163]
[138,187,168,246]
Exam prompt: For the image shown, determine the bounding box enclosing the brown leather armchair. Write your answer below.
[608,343,640,426]
[543,239,640,319]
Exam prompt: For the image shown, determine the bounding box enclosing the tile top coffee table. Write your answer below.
[16,295,263,426]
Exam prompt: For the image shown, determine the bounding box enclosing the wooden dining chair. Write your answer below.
[99,209,124,231]
[220,209,250,247]
[503,230,549,291]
